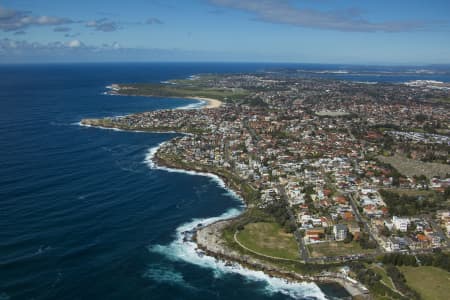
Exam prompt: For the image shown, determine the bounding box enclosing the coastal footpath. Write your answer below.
[195,220,369,299]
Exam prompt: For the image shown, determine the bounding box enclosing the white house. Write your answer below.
[392,216,410,232]
[312,218,322,226]
[333,224,348,241]
[386,237,400,252]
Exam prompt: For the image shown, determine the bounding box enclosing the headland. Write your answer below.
[82,72,450,300]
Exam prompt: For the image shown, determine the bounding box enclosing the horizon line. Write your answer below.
[1,61,450,67]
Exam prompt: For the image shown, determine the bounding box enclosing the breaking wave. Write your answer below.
[76,121,126,132]
[143,143,234,193]
[144,143,327,300]
[102,84,206,110]
[147,208,327,300]
[177,100,206,110]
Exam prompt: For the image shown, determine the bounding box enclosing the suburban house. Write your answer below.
[392,216,410,232]
[333,224,348,241]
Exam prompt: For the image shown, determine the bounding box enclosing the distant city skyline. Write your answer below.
[1,0,450,64]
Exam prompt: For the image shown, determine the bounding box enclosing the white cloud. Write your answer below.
[208,0,429,32]
[85,18,119,32]
[0,38,228,63]
[67,40,83,48]
[146,17,164,25]
[0,5,74,32]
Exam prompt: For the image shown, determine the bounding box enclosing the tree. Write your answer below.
[359,233,377,249]
[415,113,427,122]
[392,174,400,186]
[444,186,450,199]
[407,222,417,233]
[380,226,391,237]
[284,222,297,233]
[344,232,354,243]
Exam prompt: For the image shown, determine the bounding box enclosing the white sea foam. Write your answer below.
[143,143,234,193]
[102,92,120,96]
[102,85,120,96]
[35,245,52,255]
[355,81,378,85]
[76,122,185,135]
[148,208,327,300]
[143,264,195,290]
[160,81,176,85]
[76,122,126,132]
[81,85,326,299]
[144,144,327,299]
[177,99,206,110]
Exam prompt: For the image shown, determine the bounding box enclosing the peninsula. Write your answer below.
[82,72,450,300]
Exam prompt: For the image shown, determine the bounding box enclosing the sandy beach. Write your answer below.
[108,84,223,109]
[186,97,223,109]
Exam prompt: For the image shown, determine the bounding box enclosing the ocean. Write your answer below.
[1,63,449,300]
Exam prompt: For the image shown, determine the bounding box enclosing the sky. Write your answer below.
[1,0,450,64]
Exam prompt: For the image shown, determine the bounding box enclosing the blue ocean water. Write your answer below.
[1,63,448,300]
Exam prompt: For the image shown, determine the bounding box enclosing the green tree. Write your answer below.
[344,232,354,243]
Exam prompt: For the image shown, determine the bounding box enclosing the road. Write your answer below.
[242,117,260,144]
[425,215,450,249]
[346,192,382,253]
[276,183,310,263]
[343,128,382,251]
[242,117,309,261]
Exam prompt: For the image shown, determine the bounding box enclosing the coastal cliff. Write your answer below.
[79,117,370,299]
[195,220,368,299]
[76,70,450,300]
[153,149,370,299]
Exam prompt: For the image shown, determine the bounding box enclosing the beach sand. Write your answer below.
[187,97,223,109]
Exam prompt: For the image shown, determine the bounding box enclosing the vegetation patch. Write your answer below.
[432,97,450,104]
[236,222,299,260]
[308,241,375,258]
[118,83,249,103]
[350,262,406,300]
[370,264,396,291]
[381,252,450,272]
[377,154,450,178]
[399,266,450,300]
[388,188,435,197]
[379,189,447,216]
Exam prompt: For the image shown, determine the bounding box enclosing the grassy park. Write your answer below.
[377,154,450,178]
[399,266,450,300]
[235,222,299,260]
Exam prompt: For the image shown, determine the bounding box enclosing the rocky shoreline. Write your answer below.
[154,150,369,299]
[153,154,246,199]
[194,221,369,299]
[80,120,370,299]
